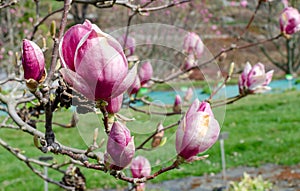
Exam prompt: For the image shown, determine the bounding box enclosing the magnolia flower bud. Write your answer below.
[22,39,45,91]
[139,61,153,86]
[176,100,220,162]
[105,94,123,114]
[183,32,204,59]
[59,20,136,101]
[279,7,300,36]
[173,95,182,113]
[130,156,151,178]
[105,121,135,170]
[183,54,195,70]
[22,39,45,81]
[130,156,151,191]
[238,62,273,95]
[240,0,247,8]
[151,123,164,148]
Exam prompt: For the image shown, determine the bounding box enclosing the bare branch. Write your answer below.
[0,0,18,9]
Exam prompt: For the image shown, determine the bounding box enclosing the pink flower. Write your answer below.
[59,20,136,101]
[139,61,153,86]
[238,62,274,95]
[240,0,248,8]
[176,100,220,161]
[128,76,141,96]
[130,156,151,191]
[173,95,182,113]
[105,94,123,114]
[105,121,135,170]
[183,32,204,59]
[279,7,300,35]
[130,156,151,178]
[22,39,45,82]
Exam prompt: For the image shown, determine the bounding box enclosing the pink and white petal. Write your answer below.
[59,68,95,100]
[110,63,138,99]
[263,70,274,86]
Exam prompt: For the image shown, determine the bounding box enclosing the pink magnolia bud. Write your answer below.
[118,34,136,57]
[139,61,153,86]
[105,94,123,114]
[22,39,45,82]
[240,0,248,8]
[176,100,220,162]
[184,87,193,102]
[183,32,204,59]
[173,94,182,113]
[238,62,274,95]
[105,121,135,170]
[130,156,151,178]
[279,7,300,35]
[130,156,151,191]
[128,76,141,96]
[59,20,136,101]
[183,54,196,70]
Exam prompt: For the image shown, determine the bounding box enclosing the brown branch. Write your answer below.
[135,121,179,150]
[152,34,283,83]
[129,105,182,116]
[30,8,64,40]
[0,77,23,85]
[45,0,72,85]
[0,0,18,9]
[0,138,75,190]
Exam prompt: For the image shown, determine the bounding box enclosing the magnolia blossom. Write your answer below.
[105,121,135,170]
[139,61,153,86]
[279,7,300,35]
[173,94,182,113]
[240,0,248,8]
[22,39,45,82]
[105,94,123,114]
[176,100,220,161]
[130,156,151,191]
[238,62,273,95]
[59,20,136,101]
[183,32,204,59]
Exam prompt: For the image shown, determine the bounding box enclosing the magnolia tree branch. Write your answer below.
[30,8,64,40]
[0,0,19,9]
[152,34,282,83]
[0,138,75,190]
[45,0,72,84]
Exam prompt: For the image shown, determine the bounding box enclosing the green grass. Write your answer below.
[1,91,300,190]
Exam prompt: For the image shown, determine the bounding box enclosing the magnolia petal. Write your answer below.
[263,70,274,86]
[252,86,272,94]
[59,68,95,100]
[75,30,128,100]
[185,99,200,119]
[111,63,138,99]
[59,21,92,70]
[198,101,214,118]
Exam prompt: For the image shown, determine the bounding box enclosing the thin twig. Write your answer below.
[45,0,72,84]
